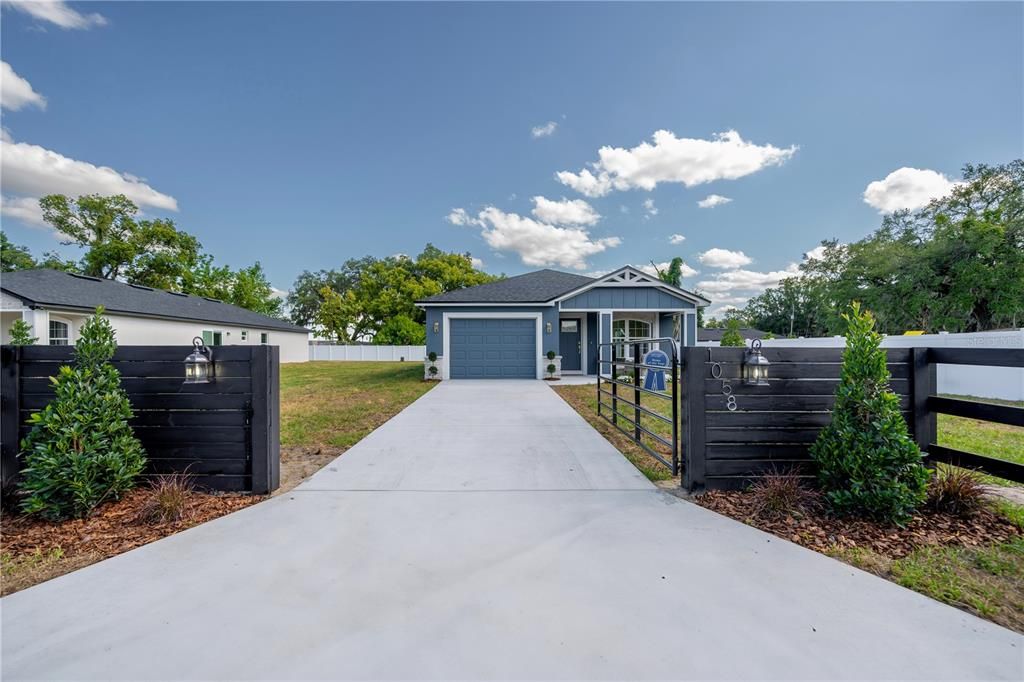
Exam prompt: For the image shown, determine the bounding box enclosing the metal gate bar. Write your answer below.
[596,336,679,475]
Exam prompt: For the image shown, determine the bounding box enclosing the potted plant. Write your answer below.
[546,363,558,380]
[546,350,556,361]
[425,351,439,381]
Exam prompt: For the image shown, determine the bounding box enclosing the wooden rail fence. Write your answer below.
[1,345,280,494]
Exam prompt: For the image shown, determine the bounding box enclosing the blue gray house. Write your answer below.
[416,265,710,379]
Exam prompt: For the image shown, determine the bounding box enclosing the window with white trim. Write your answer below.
[240,330,248,341]
[260,332,269,344]
[612,319,651,359]
[48,320,69,346]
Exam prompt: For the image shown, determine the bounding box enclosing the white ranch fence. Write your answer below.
[309,345,426,362]
[739,330,1023,402]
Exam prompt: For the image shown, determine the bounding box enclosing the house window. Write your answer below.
[560,320,578,333]
[260,332,269,344]
[49,320,70,346]
[612,319,652,359]
[202,330,223,346]
[240,330,248,341]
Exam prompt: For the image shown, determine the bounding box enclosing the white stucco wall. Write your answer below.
[1,306,309,363]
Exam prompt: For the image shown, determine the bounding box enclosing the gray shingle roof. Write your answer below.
[417,269,596,304]
[1,269,308,333]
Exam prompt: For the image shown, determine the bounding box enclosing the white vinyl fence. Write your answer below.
[309,345,426,362]
[747,329,1024,402]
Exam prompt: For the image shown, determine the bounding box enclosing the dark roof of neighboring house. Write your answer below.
[417,269,597,304]
[1,269,308,333]
[698,327,770,342]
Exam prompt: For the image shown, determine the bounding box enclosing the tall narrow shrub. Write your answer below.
[810,302,928,523]
[9,319,37,345]
[19,308,147,519]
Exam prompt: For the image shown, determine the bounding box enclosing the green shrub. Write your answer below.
[546,363,557,378]
[9,319,37,346]
[809,302,928,524]
[719,319,745,347]
[546,350,556,360]
[18,309,147,520]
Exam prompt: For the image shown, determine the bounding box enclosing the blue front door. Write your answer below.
[559,318,581,371]
[449,318,536,379]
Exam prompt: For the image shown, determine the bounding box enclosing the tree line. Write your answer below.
[738,160,1024,336]
[290,246,498,345]
[2,194,284,317]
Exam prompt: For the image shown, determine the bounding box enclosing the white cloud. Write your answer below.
[556,129,797,197]
[863,167,959,213]
[2,0,107,29]
[698,263,801,313]
[642,197,658,219]
[668,233,686,245]
[470,256,484,269]
[638,261,698,280]
[449,206,621,270]
[0,195,46,226]
[1,61,46,111]
[531,121,557,138]
[698,248,752,269]
[530,196,600,226]
[0,133,178,228]
[803,244,829,261]
[697,194,732,209]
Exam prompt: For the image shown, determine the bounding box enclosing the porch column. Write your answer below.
[22,308,48,345]
[598,310,612,377]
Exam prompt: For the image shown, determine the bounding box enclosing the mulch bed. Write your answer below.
[696,490,1021,557]
[2,488,262,596]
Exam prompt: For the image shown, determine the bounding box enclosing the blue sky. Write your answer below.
[2,1,1021,314]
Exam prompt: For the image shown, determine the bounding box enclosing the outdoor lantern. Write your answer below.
[433,321,439,333]
[184,336,213,384]
[546,322,553,333]
[742,338,770,386]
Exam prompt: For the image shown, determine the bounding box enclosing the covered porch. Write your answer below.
[556,310,697,377]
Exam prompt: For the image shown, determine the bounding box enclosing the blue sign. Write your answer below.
[643,349,669,391]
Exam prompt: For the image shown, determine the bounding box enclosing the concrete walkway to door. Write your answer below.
[2,380,1021,680]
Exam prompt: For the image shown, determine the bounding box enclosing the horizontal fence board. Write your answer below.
[928,396,1024,427]
[18,410,248,428]
[18,360,253,379]
[131,443,249,460]
[146,458,249,476]
[701,362,910,380]
[705,475,817,491]
[705,459,817,477]
[704,394,912,411]
[21,377,252,395]
[19,392,251,411]
[703,378,910,396]
[706,410,913,429]
[700,347,911,364]
[927,444,1024,483]
[706,443,812,460]
[706,428,822,444]
[16,345,257,362]
[174,474,251,492]
[18,426,248,445]
[928,347,1024,368]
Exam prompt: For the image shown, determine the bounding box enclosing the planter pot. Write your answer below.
[424,357,442,381]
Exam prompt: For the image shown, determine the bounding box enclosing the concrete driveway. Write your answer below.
[3,380,1021,680]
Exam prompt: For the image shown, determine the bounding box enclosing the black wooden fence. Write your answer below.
[680,345,1024,492]
[1,345,280,494]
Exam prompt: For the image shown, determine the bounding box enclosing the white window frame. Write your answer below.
[48,318,71,346]
[240,330,248,341]
[612,318,653,360]
[441,312,543,380]
[260,332,269,344]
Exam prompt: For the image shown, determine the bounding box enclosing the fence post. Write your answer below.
[1,345,21,489]
[682,346,707,492]
[249,345,280,494]
[912,347,937,456]
[633,343,641,442]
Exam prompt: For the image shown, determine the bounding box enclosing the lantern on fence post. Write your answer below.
[742,338,770,386]
[184,336,213,384]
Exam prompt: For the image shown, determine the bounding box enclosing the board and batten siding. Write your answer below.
[560,287,696,310]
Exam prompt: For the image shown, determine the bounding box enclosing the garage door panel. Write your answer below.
[450,318,536,379]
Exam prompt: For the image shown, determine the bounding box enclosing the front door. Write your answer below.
[559,318,581,371]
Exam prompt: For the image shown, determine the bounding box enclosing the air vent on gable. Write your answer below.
[70,273,102,282]
[129,284,154,291]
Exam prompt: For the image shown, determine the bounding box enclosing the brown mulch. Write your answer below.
[1,488,262,596]
[696,490,1021,558]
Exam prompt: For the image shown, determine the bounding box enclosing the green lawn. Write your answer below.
[281,361,435,448]
[937,396,1024,487]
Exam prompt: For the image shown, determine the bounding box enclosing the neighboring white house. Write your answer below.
[1,269,310,363]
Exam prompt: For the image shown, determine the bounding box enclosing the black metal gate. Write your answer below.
[596,337,679,475]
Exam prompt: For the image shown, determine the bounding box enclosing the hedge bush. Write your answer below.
[18,309,147,520]
[809,302,928,524]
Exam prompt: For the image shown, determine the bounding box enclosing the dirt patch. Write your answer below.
[696,489,1021,558]
[1,488,261,596]
[277,445,347,494]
